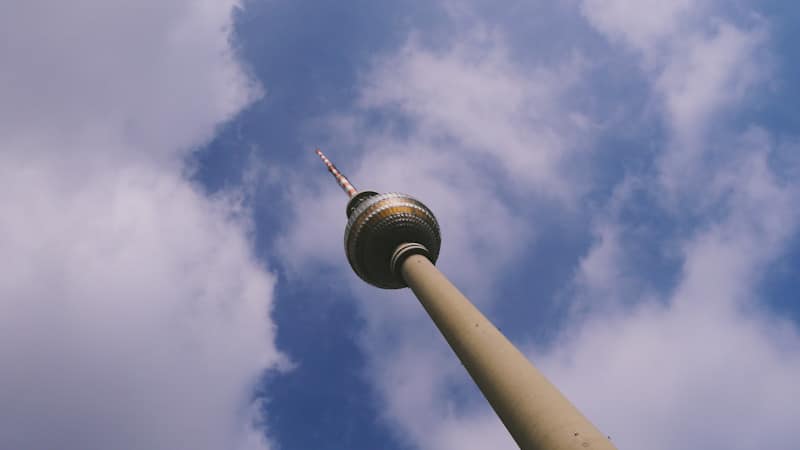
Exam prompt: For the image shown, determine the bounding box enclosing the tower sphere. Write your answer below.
[344,192,441,289]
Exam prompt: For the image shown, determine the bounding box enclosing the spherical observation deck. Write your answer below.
[344,192,441,289]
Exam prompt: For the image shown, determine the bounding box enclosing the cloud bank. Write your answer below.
[0,1,282,449]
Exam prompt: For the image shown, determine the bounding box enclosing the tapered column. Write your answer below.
[399,253,616,450]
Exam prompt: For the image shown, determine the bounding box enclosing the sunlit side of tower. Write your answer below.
[316,149,617,450]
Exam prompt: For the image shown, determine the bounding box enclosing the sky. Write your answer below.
[2,1,800,449]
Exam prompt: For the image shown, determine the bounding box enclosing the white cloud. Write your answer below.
[575,221,626,301]
[581,0,769,194]
[0,0,258,168]
[544,140,800,450]
[0,1,282,449]
[0,165,281,450]
[360,36,589,201]
[581,0,698,53]
[552,2,800,447]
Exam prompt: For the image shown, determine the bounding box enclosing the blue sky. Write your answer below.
[2,1,800,449]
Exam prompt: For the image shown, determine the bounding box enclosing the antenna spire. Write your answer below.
[316,148,358,198]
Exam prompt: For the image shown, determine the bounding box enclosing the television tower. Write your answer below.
[316,149,616,450]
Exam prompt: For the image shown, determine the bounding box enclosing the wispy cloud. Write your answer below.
[583,0,769,194]
[548,131,800,449]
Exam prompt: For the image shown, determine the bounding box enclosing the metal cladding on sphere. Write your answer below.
[344,192,441,289]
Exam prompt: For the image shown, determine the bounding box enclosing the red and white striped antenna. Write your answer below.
[316,148,358,198]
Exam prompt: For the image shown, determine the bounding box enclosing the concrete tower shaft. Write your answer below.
[400,254,616,450]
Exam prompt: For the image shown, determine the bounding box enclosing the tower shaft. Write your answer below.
[399,253,616,450]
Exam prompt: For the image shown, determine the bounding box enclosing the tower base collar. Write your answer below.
[390,243,430,281]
